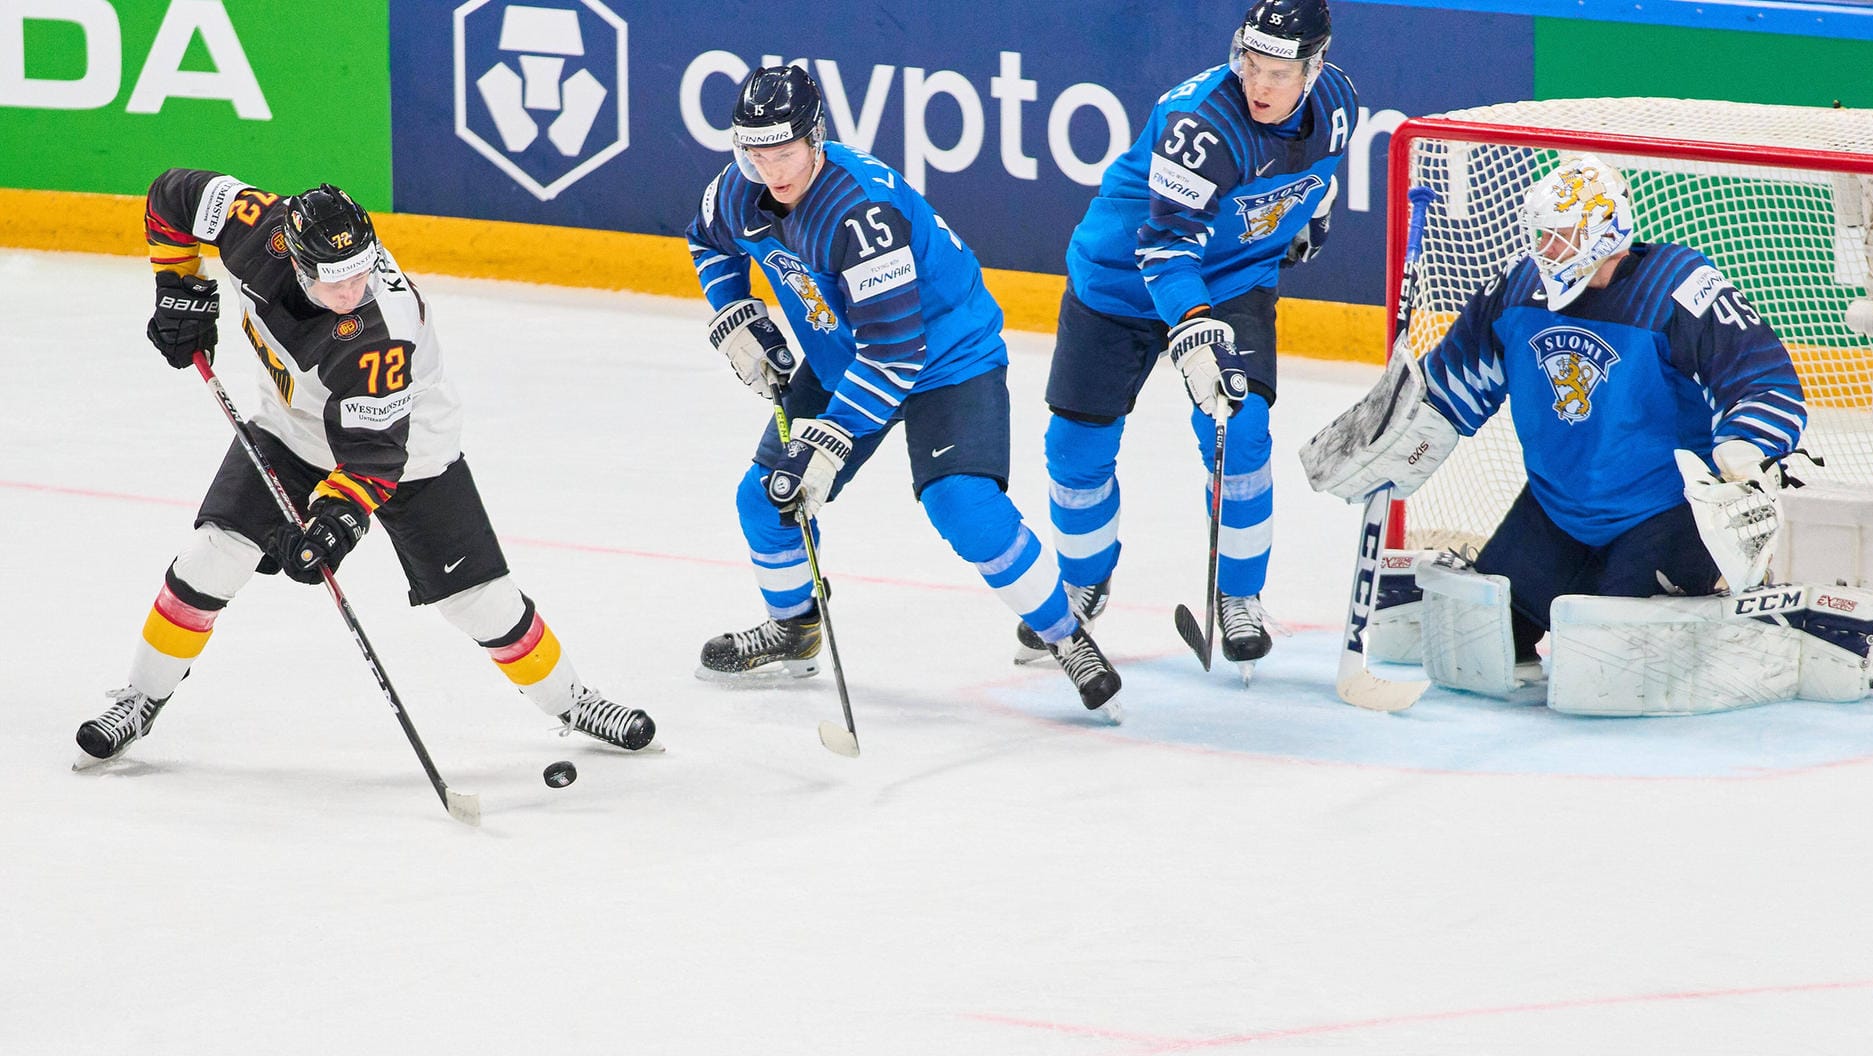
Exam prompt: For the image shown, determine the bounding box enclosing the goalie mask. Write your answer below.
[1522,154,1635,310]
[730,65,826,185]
[1229,0,1333,112]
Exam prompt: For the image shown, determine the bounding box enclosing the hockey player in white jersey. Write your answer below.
[75,170,657,765]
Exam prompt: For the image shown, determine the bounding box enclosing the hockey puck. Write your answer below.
[543,760,577,788]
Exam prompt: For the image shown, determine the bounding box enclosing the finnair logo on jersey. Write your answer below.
[764,252,840,333]
[454,1,630,201]
[844,247,916,302]
[1530,326,1620,424]
[1233,174,1323,244]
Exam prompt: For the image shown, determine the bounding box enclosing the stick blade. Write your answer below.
[1335,652,1427,712]
[1173,604,1213,671]
[817,720,861,757]
[444,788,482,827]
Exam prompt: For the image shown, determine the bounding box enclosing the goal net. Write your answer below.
[1388,98,1873,553]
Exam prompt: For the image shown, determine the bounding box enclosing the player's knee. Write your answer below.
[1045,412,1121,486]
[922,474,1021,564]
[434,575,529,641]
[172,523,265,601]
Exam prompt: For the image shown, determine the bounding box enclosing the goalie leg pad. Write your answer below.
[1797,586,1873,702]
[1300,344,1459,502]
[1367,549,1439,663]
[1548,591,1803,716]
[1417,557,1520,697]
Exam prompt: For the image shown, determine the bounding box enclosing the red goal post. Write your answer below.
[1383,100,1873,552]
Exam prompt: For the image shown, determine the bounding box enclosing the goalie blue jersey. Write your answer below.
[1420,243,1807,547]
[1065,62,1358,325]
[686,143,1006,439]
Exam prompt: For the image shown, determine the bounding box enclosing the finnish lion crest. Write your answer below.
[1233,174,1324,244]
[764,251,840,333]
[1530,325,1620,424]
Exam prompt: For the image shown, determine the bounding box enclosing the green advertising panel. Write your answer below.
[0,1,390,208]
[1535,19,1873,110]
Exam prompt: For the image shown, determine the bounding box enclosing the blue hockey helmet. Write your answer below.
[730,65,827,184]
[1230,0,1333,100]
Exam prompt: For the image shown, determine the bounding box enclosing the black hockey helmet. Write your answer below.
[282,184,379,284]
[1231,0,1333,99]
[730,65,826,183]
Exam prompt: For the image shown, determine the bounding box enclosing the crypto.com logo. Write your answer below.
[453,0,629,201]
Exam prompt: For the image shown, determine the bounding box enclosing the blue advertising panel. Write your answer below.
[390,1,1533,305]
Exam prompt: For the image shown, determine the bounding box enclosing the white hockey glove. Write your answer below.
[1166,312,1251,418]
[766,418,852,520]
[708,298,798,400]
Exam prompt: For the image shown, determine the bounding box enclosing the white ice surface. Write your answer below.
[4,249,1872,1054]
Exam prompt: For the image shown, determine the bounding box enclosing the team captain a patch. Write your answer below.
[1531,325,1620,424]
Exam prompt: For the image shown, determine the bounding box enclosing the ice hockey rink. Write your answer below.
[5,248,1872,1054]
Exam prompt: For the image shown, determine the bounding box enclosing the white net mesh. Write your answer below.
[1396,98,1873,552]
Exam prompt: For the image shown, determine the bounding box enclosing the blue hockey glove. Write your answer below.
[1166,311,1250,418]
[765,418,852,519]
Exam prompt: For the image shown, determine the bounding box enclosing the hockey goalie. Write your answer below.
[1300,155,1873,715]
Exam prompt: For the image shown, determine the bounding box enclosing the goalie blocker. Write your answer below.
[1300,338,1459,503]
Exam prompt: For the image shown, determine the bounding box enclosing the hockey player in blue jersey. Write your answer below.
[685,65,1122,716]
[1020,0,1359,680]
[1304,154,1809,678]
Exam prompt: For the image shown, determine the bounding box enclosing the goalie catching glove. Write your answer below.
[1166,310,1251,418]
[766,418,852,520]
[1300,342,1460,501]
[709,298,799,399]
[1675,441,1821,591]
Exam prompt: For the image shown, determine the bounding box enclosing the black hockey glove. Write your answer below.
[1281,211,1330,269]
[147,271,220,369]
[267,497,369,584]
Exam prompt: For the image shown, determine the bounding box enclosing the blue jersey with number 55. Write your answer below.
[687,142,1007,439]
[1066,63,1358,325]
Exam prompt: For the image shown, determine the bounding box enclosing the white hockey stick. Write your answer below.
[1333,186,1438,712]
[1336,485,1427,711]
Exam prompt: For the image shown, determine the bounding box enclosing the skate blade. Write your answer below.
[71,751,118,772]
[1236,660,1257,686]
[1091,698,1124,725]
[693,659,821,683]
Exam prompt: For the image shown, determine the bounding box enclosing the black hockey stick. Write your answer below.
[770,394,859,757]
[1335,187,1437,712]
[192,353,481,825]
[1174,411,1229,669]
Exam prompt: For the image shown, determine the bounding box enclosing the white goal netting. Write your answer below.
[1393,97,1873,552]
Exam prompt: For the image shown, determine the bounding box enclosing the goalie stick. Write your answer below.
[1335,187,1437,713]
[1174,412,1228,670]
[771,394,860,758]
[192,353,481,825]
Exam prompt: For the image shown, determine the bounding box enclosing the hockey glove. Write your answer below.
[1281,176,1336,269]
[147,271,220,369]
[709,298,799,400]
[267,496,369,585]
[1166,311,1250,418]
[765,418,852,520]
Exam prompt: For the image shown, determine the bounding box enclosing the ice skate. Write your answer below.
[697,606,822,680]
[1048,626,1123,722]
[1015,579,1110,664]
[1220,594,1273,684]
[74,687,169,770]
[560,687,658,751]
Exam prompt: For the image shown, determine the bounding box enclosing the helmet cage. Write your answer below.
[1523,154,1636,309]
